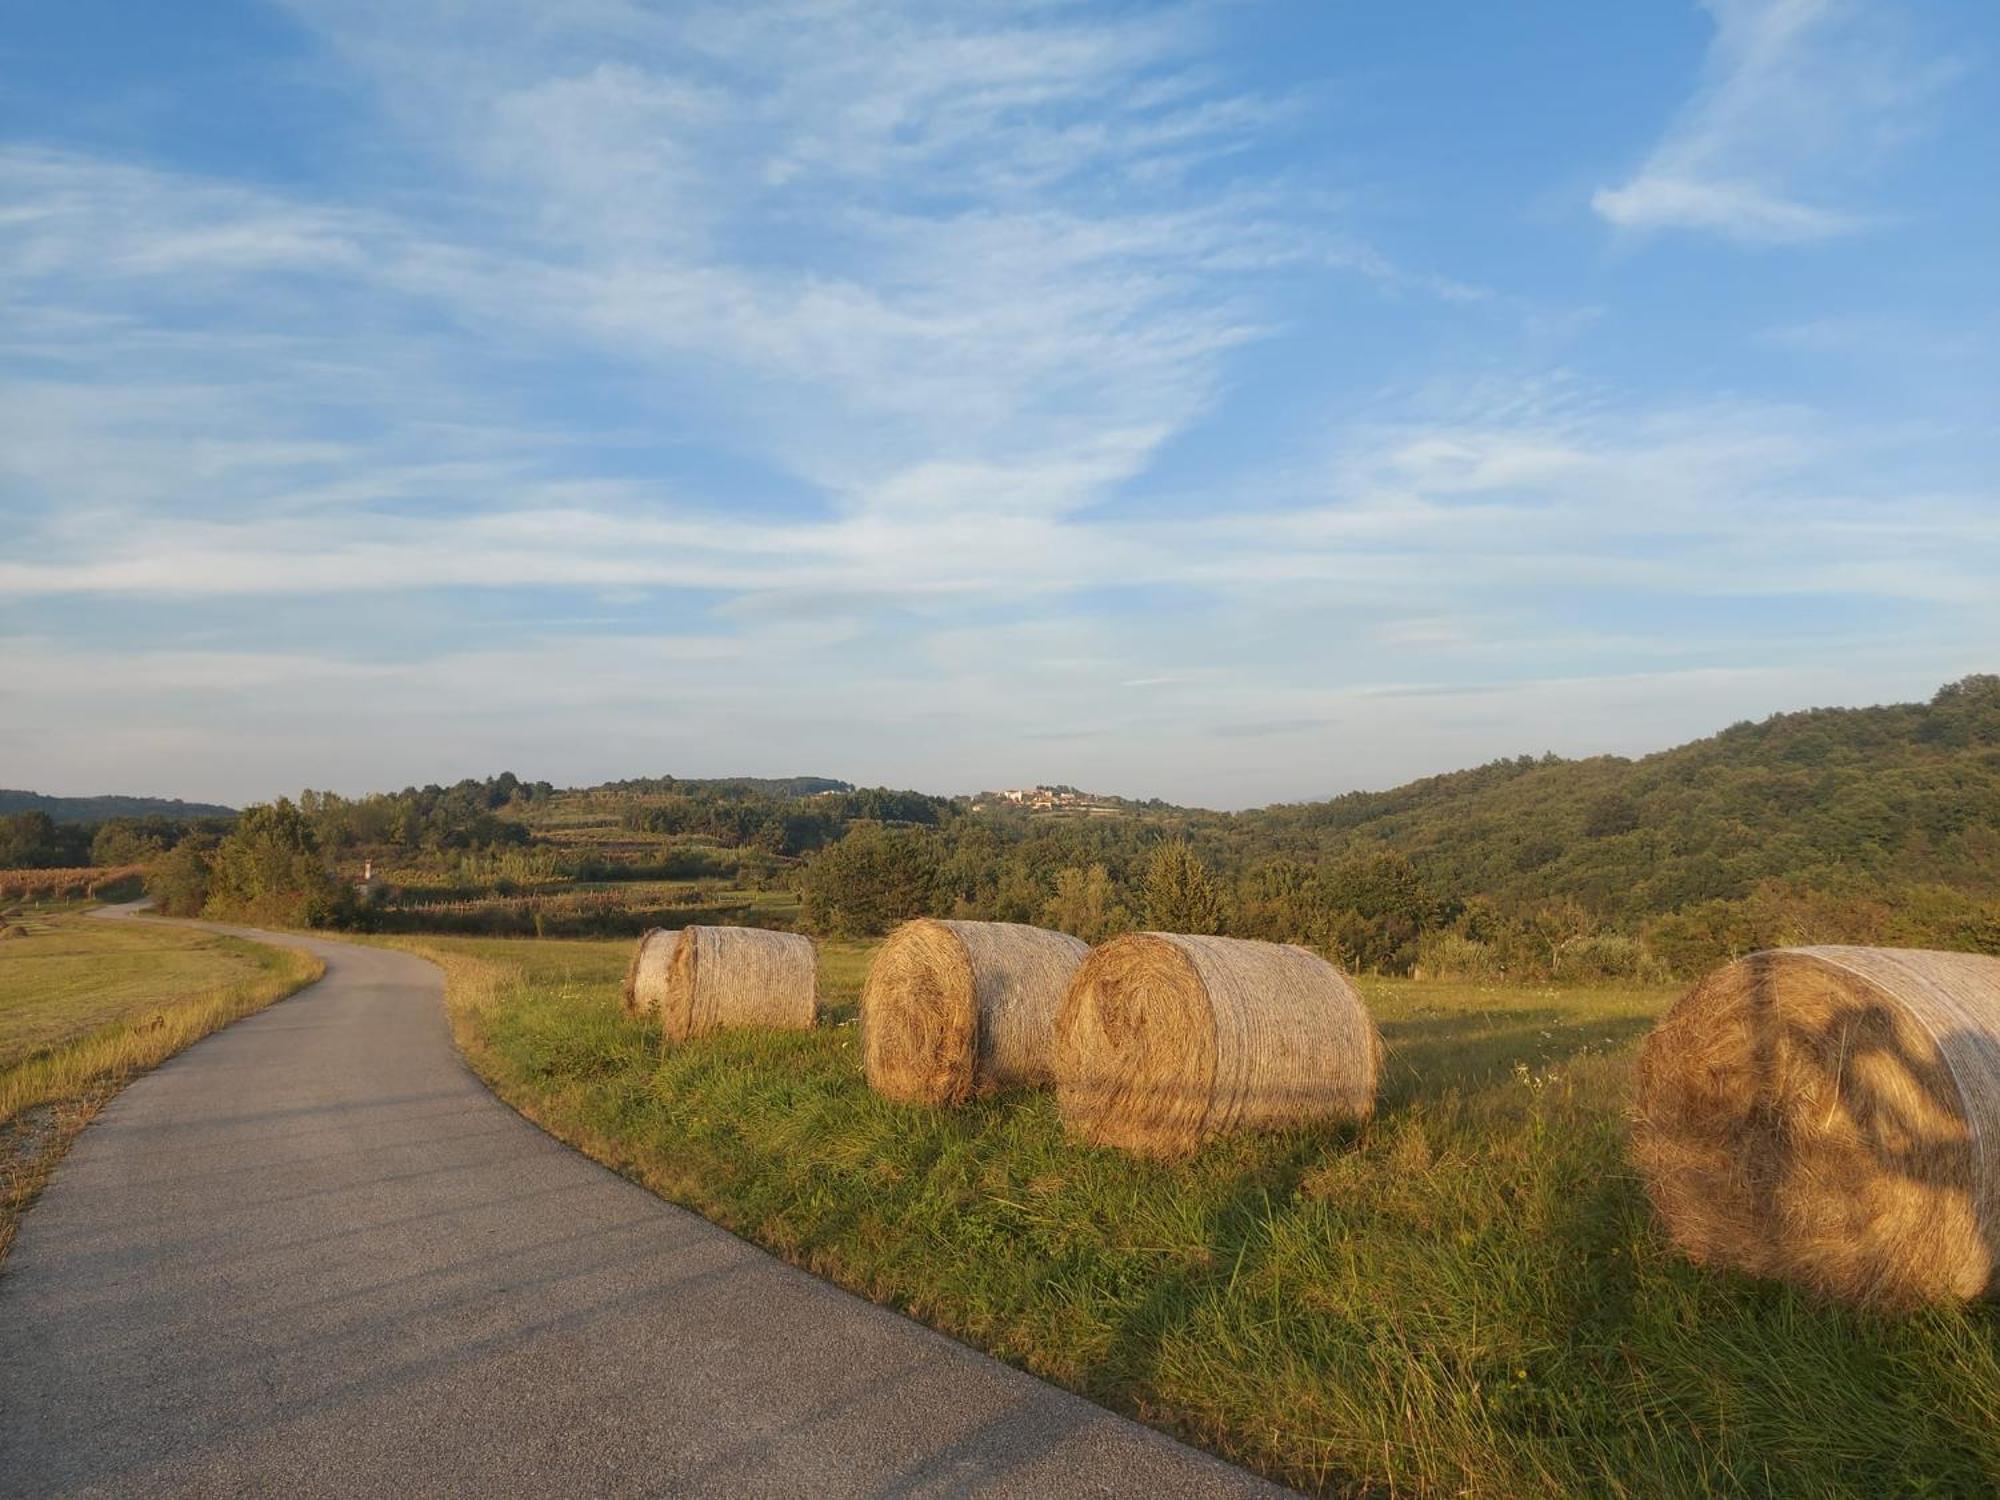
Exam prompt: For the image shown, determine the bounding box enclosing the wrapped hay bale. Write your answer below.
[1633,946,2000,1305]
[861,919,1090,1106]
[1053,933,1380,1158]
[660,925,818,1043]
[621,927,679,1018]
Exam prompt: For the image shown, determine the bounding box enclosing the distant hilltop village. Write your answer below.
[971,784,1121,815]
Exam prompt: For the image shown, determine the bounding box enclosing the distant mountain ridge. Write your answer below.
[0,789,237,824]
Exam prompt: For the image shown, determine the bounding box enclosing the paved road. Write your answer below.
[0,911,1292,1499]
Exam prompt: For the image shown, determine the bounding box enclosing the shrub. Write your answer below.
[1556,933,1671,985]
[1415,931,1507,982]
[146,841,215,917]
[798,822,942,937]
[204,800,351,928]
[1142,839,1223,935]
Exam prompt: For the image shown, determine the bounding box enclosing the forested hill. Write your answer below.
[0,790,237,824]
[30,676,1990,977]
[1242,674,2000,920]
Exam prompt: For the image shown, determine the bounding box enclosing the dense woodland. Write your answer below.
[5,675,1995,978]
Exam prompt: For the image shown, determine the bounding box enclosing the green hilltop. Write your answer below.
[1242,672,2000,920]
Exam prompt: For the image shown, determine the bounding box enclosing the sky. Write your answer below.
[2,0,1996,810]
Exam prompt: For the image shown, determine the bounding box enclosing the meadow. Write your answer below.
[0,912,322,1267]
[379,931,2000,1498]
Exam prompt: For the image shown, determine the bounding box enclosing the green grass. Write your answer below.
[1,914,324,1268]
[384,932,2000,1498]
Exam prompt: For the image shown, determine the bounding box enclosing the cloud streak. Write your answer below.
[1593,0,1956,244]
[3,1,1993,805]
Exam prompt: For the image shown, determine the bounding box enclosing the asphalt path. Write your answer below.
[0,909,1293,1498]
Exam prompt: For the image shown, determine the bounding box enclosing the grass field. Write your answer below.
[0,913,323,1268]
[380,931,2000,1498]
[1,914,281,1069]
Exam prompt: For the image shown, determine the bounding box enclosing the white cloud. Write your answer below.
[3,4,1992,805]
[1593,0,1956,244]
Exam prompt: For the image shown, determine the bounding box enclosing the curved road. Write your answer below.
[0,913,1290,1499]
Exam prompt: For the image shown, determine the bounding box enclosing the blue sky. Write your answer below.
[2,0,1995,808]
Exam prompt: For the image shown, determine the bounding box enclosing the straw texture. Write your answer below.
[861,919,1090,1106]
[1053,932,1380,1158]
[621,928,678,1018]
[1633,945,2000,1305]
[661,926,819,1044]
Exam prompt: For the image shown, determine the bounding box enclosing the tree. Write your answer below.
[1143,839,1223,934]
[0,811,75,869]
[91,818,173,866]
[145,840,215,917]
[1313,848,1446,974]
[1235,857,1322,943]
[1528,899,1595,976]
[1043,864,1128,943]
[205,799,348,927]
[797,823,942,937]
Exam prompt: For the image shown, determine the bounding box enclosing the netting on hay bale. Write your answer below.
[621,927,679,1018]
[1633,945,2000,1305]
[659,925,818,1044]
[861,918,1090,1106]
[1053,932,1381,1158]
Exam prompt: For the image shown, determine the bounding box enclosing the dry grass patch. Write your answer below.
[1,915,322,1269]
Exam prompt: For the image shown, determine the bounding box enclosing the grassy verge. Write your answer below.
[382,932,2000,1498]
[0,913,324,1269]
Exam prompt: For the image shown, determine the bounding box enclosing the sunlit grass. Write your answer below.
[384,932,2000,1497]
[1,916,323,1268]
[1,915,281,1069]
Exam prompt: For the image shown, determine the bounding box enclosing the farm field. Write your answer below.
[0,913,323,1266]
[0,913,280,1068]
[378,931,2000,1497]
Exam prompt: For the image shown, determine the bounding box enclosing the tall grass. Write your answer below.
[388,934,2000,1498]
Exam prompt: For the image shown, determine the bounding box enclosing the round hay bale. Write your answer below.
[1053,933,1380,1158]
[861,919,1090,1106]
[1633,946,2000,1305]
[622,927,679,1018]
[661,925,818,1043]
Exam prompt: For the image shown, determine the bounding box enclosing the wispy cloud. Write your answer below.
[1593,0,1957,244]
[3,1,1993,805]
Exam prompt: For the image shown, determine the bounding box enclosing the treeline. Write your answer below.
[782,676,2000,977]
[146,800,353,927]
[1,772,557,878]
[620,786,950,856]
[0,810,232,869]
[69,676,2000,979]
[597,774,852,799]
[295,772,549,852]
[143,776,565,926]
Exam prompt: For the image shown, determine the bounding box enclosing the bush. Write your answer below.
[146,842,215,917]
[1554,933,1671,985]
[204,800,352,928]
[1142,839,1223,935]
[797,822,942,937]
[1414,931,1507,982]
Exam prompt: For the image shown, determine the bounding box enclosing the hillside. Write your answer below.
[1242,674,2000,918]
[0,790,237,824]
[12,678,1992,975]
